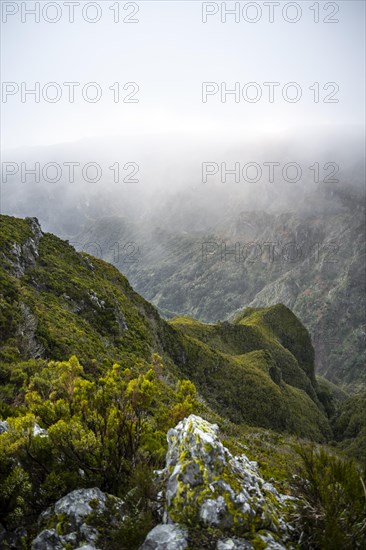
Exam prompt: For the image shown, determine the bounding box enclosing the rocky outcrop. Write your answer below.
[0,420,8,434]
[7,217,43,278]
[16,302,45,359]
[141,415,296,549]
[32,488,124,550]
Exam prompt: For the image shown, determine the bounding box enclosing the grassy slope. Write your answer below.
[170,308,331,441]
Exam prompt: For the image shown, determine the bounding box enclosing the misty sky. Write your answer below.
[1,0,365,152]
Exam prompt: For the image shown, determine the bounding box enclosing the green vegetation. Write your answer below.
[0,214,365,548]
[0,215,174,369]
[0,354,196,535]
[332,392,366,469]
[0,214,331,440]
[170,306,330,441]
[293,445,366,549]
[75,208,366,391]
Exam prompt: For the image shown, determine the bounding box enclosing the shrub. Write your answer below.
[293,444,366,549]
[0,354,197,530]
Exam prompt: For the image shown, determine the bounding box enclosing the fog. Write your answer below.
[1,1,365,239]
[1,125,364,238]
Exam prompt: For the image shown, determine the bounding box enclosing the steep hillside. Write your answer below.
[332,391,366,468]
[74,203,365,390]
[0,215,178,369]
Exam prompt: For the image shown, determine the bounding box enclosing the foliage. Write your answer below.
[293,444,366,549]
[0,215,173,367]
[1,214,365,547]
[332,392,366,468]
[75,209,366,390]
[96,464,158,549]
[315,375,348,418]
[0,354,197,531]
[170,307,331,441]
[0,215,333,440]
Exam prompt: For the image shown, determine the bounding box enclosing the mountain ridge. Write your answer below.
[74,205,366,390]
[1,214,329,440]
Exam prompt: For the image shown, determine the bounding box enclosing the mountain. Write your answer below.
[74,199,366,391]
[0,214,331,440]
[0,214,365,549]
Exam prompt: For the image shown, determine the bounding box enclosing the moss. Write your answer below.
[251,533,269,550]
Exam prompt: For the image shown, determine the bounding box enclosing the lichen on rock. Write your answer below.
[148,415,295,548]
[32,487,125,550]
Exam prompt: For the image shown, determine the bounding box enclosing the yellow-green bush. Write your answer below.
[0,354,197,531]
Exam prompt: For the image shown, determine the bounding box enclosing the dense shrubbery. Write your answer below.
[0,354,196,533]
[294,445,366,549]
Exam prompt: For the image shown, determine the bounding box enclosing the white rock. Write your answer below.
[32,488,124,550]
[217,538,253,550]
[140,524,188,550]
[153,415,295,546]
[33,423,48,438]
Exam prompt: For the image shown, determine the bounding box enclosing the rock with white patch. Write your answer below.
[150,415,294,547]
[7,217,43,278]
[0,420,8,434]
[0,419,47,438]
[32,488,124,550]
[217,538,253,550]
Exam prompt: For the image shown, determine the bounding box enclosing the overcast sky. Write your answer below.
[1,0,365,151]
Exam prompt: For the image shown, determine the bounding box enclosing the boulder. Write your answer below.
[32,488,124,550]
[141,415,294,548]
